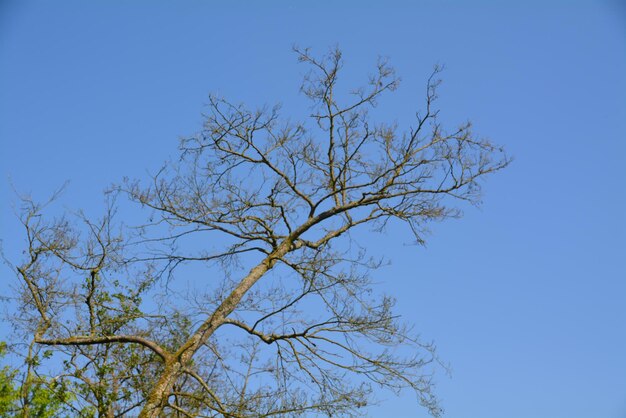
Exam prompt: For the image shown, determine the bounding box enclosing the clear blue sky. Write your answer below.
[1,1,625,417]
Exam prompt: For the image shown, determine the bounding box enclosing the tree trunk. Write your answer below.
[137,241,293,417]
[138,359,184,418]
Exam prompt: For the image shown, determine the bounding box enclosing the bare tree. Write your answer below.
[8,48,509,417]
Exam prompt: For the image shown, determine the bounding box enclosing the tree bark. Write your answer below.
[138,240,292,418]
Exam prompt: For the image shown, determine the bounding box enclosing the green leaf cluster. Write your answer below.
[0,342,70,418]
